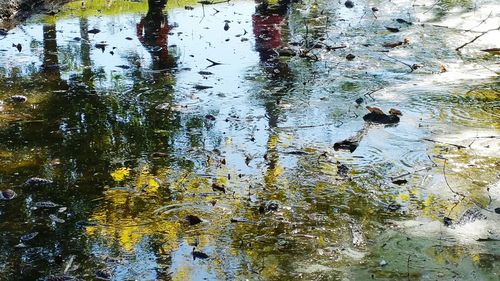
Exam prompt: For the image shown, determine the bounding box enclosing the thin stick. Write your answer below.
[423,138,466,149]
[407,255,411,281]
[456,26,500,52]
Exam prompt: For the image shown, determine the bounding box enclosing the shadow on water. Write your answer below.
[0,0,499,280]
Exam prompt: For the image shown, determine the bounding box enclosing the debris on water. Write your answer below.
[385,26,400,33]
[346,54,356,61]
[366,106,385,115]
[371,7,379,12]
[388,108,402,116]
[88,28,101,34]
[206,58,222,67]
[125,37,133,40]
[382,41,403,48]
[0,189,17,200]
[387,203,401,211]
[185,215,203,225]
[12,43,22,52]
[224,22,230,31]
[95,42,107,52]
[24,177,54,187]
[205,114,216,121]
[193,84,213,90]
[379,260,388,267]
[230,218,248,223]
[212,182,226,193]
[276,47,296,57]
[198,71,213,75]
[155,103,170,111]
[334,139,359,152]
[20,232,39,242]
[495,208,500,214]
[392,179,407,185]
[0,29,7,36]
[10,95,28,103]
[49,214,65,224]
[337,162,349,177]
[355,97,364,105]
[192,247,209,260]
[439,64,447,73]
[363,106,401,124]
[34,201,59,208]
[443,217,453,227]
[363,112,400,124]
[115,65,131,69]
[75,220,98,228]
[396,18,412,25]
[345,0,354,8]
[94,269,111,280]
[265,201,279,212]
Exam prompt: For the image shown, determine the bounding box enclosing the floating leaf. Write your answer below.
[35,201,59,208]
[20,232,39,242]
[392,179,408,185]
[24,177,53,187]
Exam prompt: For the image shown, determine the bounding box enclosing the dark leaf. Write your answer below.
[334,140,359,152]
[346,53,356,61]
[20,232,39,242]
[355,97,364,105]
[194,84,213,90]
[345,0,354,8]
[392,179,408,185]
[382,41,403,48]
[185,215,203,225]
[192,248,209,260]
[88,28,101,34]
[385,26,400,33]
[24,177,54,187]
[10,95,27,103]
[198,71,213,75]
[0,189,16,200]
[212,183,226,193]
[387,203,401,211]
[396,18,412,25]
[224,22,229,31]
[443,217,453,227]
[205,114,216,121]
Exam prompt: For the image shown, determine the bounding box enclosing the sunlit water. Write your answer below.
[0,0,499,280]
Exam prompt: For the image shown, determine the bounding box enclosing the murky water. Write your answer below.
[0,0,499,280]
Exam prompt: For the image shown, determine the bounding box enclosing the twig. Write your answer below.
[456,26,500,52]
[206,58,222,68]
[407,255,411,281]
[390,167,431,181]
[423,138,466,149]
[442,159,466,198]
[381,53,417,72]
[464,11,492,32]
